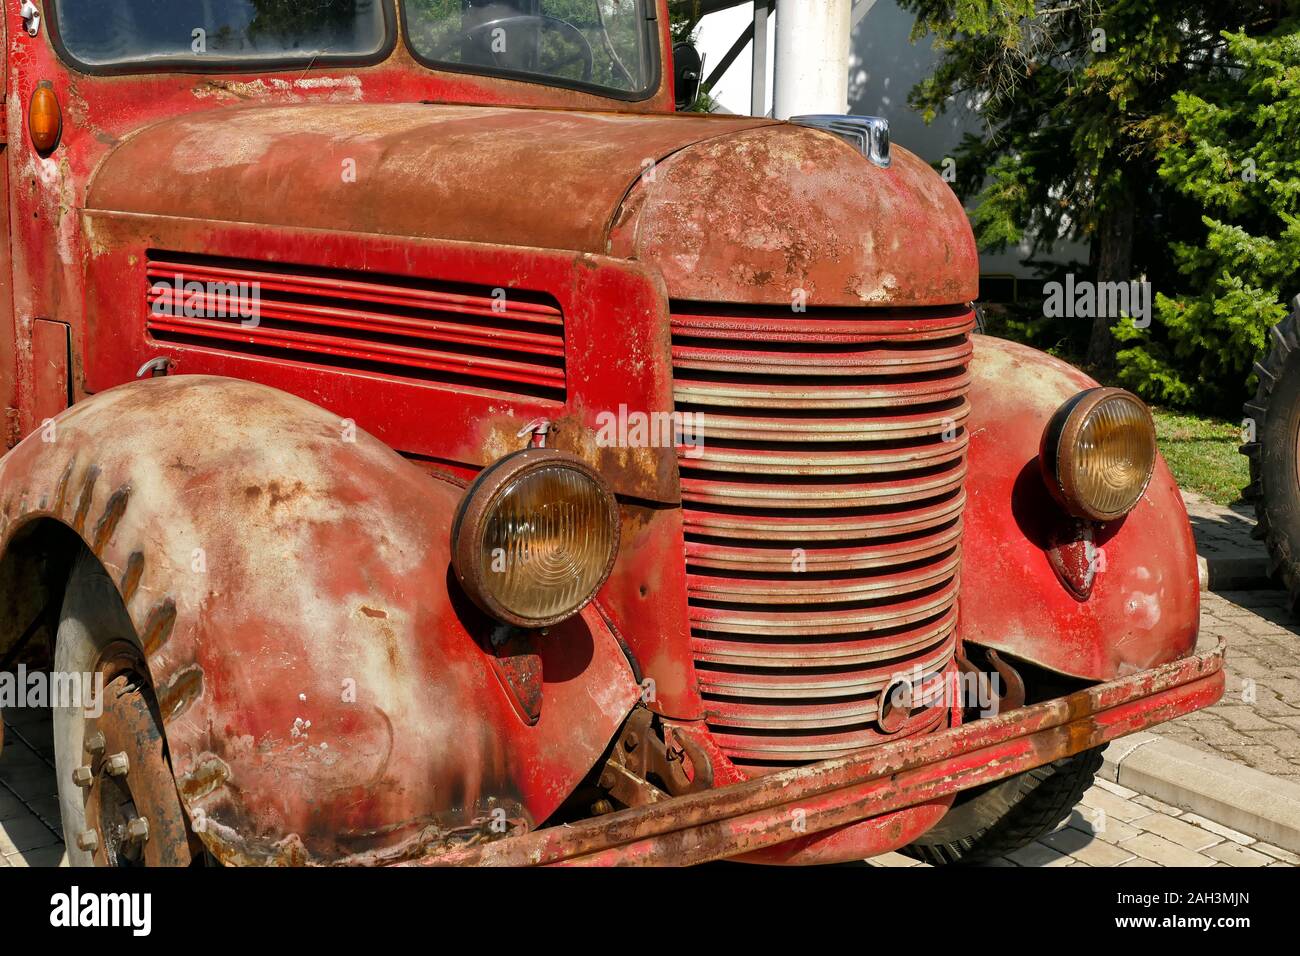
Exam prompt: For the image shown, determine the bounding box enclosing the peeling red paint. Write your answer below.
[0,376,641,864]
[0,0,1218,867]
[960,337,1201,679]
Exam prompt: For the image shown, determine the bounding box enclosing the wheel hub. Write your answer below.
[75,642,193,867]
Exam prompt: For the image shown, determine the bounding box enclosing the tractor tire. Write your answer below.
[902,747,1105,866]
[1243,297,1300,613]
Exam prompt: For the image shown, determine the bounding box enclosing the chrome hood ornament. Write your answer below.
[789,115,891,169]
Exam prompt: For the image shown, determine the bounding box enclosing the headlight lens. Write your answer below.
[452,450,620,628]
[1041,388,1157,521]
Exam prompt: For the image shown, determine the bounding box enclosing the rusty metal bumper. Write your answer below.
[411,641,1225,867]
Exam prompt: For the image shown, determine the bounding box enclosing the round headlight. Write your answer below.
[451,449,620,628]
[1040,388,1157,521]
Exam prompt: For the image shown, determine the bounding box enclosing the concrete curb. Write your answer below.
[1102,732,1300,853]
[1197,553,1274,592]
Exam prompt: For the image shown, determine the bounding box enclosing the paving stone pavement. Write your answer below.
[870,778,1299,868]
[1167,491,1300,781]
[1175,589,1300,781]
[1182,491,1263,566]
[0,707,66,868]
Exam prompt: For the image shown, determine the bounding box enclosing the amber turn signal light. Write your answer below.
[29,81,62,155]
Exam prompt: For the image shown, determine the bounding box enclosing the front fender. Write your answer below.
[960,337,1200,680]
[0,375,640,864]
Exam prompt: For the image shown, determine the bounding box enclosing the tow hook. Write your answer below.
[986,649,1027,712]
[596,708,714,811]
[958,647,1027,715]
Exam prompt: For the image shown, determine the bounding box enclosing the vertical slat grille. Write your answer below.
[672,302,974,774]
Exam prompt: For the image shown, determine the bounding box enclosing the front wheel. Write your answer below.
[903,747,1105,866]
[53,548,197,866]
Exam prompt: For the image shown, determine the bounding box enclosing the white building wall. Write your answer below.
[697,4,776,117]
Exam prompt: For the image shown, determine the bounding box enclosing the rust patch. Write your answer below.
[176,755,232,802]
[92,484,131,554]
[267,480,307,508]
[119,551,145,604]
[141,598,178,658]
[52,458,75,515]
[359,606,388,619]
[380,627,400,670]
[489,650,544,726]
[156,663,203,722]
[1067,717,1103,755]
[609,126,979,308]
[1062,688,1094,723]
[71,465,101,534]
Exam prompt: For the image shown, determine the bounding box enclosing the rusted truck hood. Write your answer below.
[86,102,977,306]
[609,124,979,307]
[86,103,775,254]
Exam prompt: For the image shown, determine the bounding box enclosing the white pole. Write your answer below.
[751,1,771,118]
[773,0,851,120]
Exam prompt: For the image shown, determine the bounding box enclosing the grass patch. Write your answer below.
[1152,408,1250,507]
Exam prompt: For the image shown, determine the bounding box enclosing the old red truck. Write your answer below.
[0,0,1220,867]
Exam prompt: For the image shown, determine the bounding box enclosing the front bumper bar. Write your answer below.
[414,641,1225,867]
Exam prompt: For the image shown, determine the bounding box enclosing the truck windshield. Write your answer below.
[50,0,391,69]
[403,1,656,98]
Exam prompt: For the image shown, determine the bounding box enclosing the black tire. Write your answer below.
[903,747,1104,866]
[1243,297,1300,613]
[53,548,196,867]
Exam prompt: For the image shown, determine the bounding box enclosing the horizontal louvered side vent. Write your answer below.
[145,252,566,401]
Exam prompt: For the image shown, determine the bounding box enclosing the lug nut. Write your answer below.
[125,817,149,844]
[71,765,94,788]
[104,752,129,777]
[76,829,99,852]
[84,732,106,756]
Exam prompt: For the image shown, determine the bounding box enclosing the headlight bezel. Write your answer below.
[1040,387,1157,522]
[451,448,621,629]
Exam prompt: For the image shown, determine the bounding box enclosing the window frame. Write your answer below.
[399,0,662,104]
[44,0,400,76]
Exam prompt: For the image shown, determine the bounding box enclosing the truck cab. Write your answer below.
[0,0,1221,867]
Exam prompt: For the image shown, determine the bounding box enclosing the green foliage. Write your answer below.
[1151,407,1251,505]
[668,0,706,44]
[1116,26,1300,411]
[979,277,1092,362]
[404,0,650,92]
[899,1,1275,257]
[901,0,1299,410]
